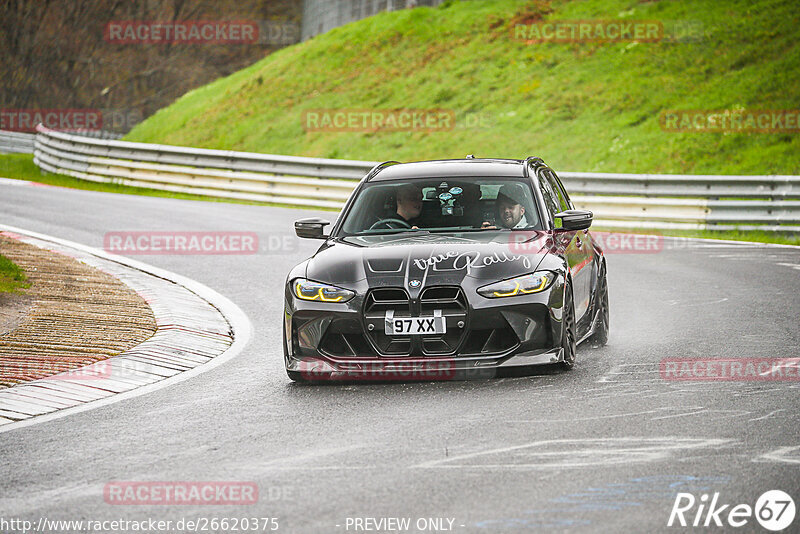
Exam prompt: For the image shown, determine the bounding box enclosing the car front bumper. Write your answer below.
[284,275,568,381]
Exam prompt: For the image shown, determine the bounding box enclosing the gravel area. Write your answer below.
[0,235,156,388]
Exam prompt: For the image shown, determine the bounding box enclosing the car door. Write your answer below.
[537,169,591,322]
[547,169,596,324]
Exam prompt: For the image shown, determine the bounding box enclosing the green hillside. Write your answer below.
[125,0,800,175]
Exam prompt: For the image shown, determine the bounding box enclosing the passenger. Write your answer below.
[483,183,528,229]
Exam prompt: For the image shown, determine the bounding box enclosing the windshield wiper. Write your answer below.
[355,229,432,237]
[424,227,480,233]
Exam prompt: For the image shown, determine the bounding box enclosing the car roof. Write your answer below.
[368,159,528,182]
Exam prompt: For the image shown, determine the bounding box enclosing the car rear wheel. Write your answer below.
[560,282,577,370]
[587,263,609,347]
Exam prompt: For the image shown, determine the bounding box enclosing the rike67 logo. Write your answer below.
[668,490,795,531]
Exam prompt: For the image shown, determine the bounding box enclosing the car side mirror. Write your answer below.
[554,210,593,231]
[295,217,331,239]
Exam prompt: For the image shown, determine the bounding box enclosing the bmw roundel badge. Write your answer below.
[409,280,421,288]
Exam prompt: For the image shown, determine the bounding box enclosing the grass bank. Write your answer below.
[125,0,800,175]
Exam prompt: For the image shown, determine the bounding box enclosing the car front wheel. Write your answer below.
[560,282,577,370]
[588,263,609,347]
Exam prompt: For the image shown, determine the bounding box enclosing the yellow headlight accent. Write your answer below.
[491,276,547,297]
[295,281,345,302]
[295,281,310,300]
[519,276,547,294]
[318,290,344,302]
[493,281,520,298]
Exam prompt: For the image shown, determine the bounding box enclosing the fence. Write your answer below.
[22,125,800,232]
[302,0,446,40]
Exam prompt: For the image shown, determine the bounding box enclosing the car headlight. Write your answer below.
[477,271,556,298]
[293,278,355,303]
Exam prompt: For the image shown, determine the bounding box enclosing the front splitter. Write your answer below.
[287,348,563,381]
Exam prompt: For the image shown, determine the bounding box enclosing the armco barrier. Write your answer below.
[27,125,800,232]
[1,129,122,154]
[0,131,35,154]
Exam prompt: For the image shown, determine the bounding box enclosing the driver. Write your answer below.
[395,184,422,224]
[370,184,422,230]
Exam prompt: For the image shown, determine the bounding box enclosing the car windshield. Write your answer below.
[338,178,542,236]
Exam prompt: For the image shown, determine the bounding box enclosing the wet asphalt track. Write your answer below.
[0,181,799,533]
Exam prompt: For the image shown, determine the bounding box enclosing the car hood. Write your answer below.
[305,232,553,286]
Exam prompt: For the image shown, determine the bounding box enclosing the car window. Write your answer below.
[338,178,542,235]
[545,170,571,213]
[538,174,560,221]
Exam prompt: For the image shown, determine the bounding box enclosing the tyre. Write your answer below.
[560,282,577,369]
[587,263,609,347]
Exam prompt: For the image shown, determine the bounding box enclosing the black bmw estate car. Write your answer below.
[284,157,609,381]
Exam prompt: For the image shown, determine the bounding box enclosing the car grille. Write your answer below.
[363,286,468,356]
[419,287,467,354]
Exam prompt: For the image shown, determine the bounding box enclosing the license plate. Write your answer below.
[385,310,446,335]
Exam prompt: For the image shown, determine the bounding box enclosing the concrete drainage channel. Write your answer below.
[0,224,251,433]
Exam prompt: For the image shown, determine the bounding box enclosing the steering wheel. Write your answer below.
[369,218,412,230]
